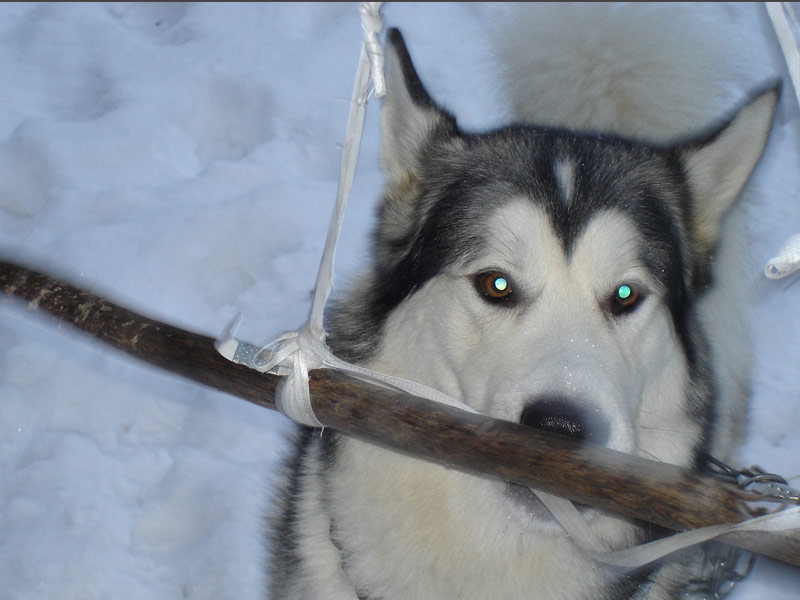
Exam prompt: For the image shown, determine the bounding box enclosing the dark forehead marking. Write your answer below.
[455,128,688,276]
[474,132,643,230]
[441,127,695,371]
[438,128,691,322]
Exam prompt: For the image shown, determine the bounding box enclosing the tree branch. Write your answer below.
[1,259,798,567]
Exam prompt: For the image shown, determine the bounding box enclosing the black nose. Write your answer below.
[519,398,610,446]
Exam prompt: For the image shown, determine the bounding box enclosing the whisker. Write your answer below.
[637,426,684,434]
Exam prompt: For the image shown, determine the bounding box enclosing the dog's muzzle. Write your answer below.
[504,397,611,522]
[519,397,610,447]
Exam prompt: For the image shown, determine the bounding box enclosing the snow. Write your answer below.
[0,3,798,598]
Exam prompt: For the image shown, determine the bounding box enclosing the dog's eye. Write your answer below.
[474,271,514,304]
[610,283,642,316]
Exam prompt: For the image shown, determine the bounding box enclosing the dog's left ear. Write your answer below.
[679,84,780,254]
[380,28,459,185]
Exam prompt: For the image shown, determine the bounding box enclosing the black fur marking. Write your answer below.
[387,28,436,110]
[268,426,315,597]
[612,564,660,600]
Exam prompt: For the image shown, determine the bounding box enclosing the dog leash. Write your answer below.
[215,0,800,582]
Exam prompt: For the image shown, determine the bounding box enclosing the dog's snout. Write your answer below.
[519,398,610,446]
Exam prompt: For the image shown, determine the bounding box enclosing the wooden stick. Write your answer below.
[1,259,799,567]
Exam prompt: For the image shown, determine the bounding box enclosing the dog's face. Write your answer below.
[371,129,696,451]
[330,29,777,522]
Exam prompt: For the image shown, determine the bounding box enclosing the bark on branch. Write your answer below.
[1,260,799,567]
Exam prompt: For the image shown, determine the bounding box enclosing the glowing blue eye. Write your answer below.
[475,271,514,302]
[611,283,641,316]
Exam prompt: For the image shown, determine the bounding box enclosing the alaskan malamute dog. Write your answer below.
[270,4,778,599]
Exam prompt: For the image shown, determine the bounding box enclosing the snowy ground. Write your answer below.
[0,3,798,599]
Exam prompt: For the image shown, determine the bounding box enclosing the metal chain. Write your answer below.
[681,543,755,600]
[678,456,800,598]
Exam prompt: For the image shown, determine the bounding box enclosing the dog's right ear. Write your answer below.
[380,29,459,185]
[678,84,779,258]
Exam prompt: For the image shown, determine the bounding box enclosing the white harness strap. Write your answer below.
[221,2,387,428]
[537,489,800,568]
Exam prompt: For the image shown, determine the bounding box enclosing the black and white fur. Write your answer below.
[269,5,779,599]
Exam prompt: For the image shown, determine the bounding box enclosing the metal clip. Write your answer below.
[735,466,800,504]
[703,455,800,505]
[215,314,289,375]
[702,455,740,484]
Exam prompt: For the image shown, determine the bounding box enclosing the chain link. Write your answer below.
[681,543,755,599]
[677,456,800,598]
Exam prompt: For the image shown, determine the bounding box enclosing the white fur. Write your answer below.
[491,3,746,142]
[553,158,576,206]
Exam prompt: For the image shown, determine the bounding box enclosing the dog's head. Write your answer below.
[330,29,777,471]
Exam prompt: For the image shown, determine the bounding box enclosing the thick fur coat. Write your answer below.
[269,4,778,599]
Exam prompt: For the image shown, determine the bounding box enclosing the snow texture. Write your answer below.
[0,3,798,598]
